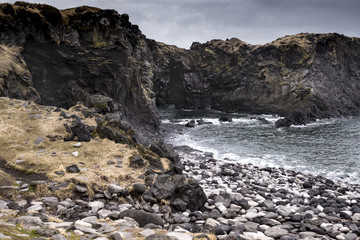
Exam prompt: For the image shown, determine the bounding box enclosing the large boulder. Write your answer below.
[70,118,91,142]
[143,174,207,211]
[149,141,183,174]
[119,209,164,227]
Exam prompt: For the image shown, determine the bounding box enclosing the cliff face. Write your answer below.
[0,2,159,142]
[153,34,360,126]
[1,3,360,131]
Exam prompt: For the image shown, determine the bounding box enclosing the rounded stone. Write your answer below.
[133,183,146,194]
[264,227,289,238]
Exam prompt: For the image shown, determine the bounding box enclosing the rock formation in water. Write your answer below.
[152,34,360,126]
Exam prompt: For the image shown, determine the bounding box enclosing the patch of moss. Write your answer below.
[0,224,39,240]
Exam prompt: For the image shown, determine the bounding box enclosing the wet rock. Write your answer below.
[219,117,232,123]
[185,120,196,127]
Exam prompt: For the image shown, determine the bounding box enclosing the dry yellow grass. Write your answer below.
[0,97,147,190]
[0,169,15,187]
[0,45,31,92]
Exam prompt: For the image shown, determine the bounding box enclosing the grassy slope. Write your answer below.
[0,97,148,191]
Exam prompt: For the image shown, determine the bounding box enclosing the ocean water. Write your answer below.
[160,108,360,183]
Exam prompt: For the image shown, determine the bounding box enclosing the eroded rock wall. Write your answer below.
[153,34,360,126]
[1,2,360,131]
[0,2,159,142]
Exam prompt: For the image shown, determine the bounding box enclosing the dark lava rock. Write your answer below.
[340,211,352,220]
[196,119,205,125]
[143,174,206,211]
[210,209,221,219]
[70,118,91,142]
[110,232,124,240]
[119,209,164,227]
[291,214,304,222]
[129,155,145,168]
[219,117,232,122]
[185,120,196,127]
[214,225,232,235]
[303,181,313,189]
[171,198,187,211]
[65,164,80,173]
[133,183,146,194]
[236,199,250,210]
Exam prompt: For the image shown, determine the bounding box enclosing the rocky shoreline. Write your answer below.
[0,2,360,240]
[1,145,360,240]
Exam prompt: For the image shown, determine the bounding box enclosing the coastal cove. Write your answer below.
[160,108,360,183]
[1,2,360,239]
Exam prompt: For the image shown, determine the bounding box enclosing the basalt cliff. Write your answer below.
[1,3,360,133]
[1,2,360,240]
[0,2,159,143]
[152,35,360,127]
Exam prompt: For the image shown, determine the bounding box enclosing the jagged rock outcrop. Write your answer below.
[152,34,360,126]
[0,2,159,142]
[1,2,360,132]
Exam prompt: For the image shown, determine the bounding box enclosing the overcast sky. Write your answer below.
[7,0,360,49]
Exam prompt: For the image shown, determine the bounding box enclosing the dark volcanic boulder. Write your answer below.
[149,141,183,174]
[143,174,207,211]
[129,155,145,168]
[219,117,233,123]
[70,118,91,142]
[185,120,196,127]
[119,209,164,227]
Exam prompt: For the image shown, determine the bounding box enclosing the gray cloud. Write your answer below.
[7,0,360,48]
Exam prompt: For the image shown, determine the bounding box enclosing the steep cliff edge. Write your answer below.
[0,2,159,142]
[1,2,360,133]
[153,34,360,126]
